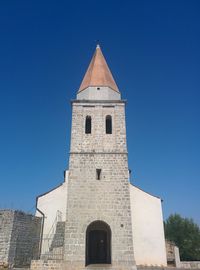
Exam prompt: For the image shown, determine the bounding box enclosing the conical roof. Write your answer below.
[78,45,119,93]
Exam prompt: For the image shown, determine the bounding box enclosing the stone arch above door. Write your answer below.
[86,220,111,266]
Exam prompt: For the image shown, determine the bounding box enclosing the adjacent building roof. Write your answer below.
[78,45,119,93]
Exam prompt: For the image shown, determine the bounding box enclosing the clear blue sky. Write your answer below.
[0,0,199,223]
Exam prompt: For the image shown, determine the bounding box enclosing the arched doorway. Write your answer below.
[86,220,111,265]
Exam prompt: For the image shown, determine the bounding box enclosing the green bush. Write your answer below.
[165,214,200,261]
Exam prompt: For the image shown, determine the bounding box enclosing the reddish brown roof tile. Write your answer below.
[78,45,119,93]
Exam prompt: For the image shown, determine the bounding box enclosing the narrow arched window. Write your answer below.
[85,116,91,134]
[106,115,112,134]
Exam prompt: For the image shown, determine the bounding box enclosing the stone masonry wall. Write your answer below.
[0,210,15,265]
[181,262,200,269]
[70,101,127,153]
[0,210,41,267]
[31,261,200,270]
[137,266,200,270]
[64,101,136,270]
[12,211,42,267]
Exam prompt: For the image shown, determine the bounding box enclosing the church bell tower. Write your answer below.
[64,45,136,270]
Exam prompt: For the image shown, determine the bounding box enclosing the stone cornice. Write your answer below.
[70,151,128,154]
[71,99,127,104]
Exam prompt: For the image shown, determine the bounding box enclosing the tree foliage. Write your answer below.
[165,214,200,261]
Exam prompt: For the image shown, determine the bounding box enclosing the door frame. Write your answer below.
[85,220,111,266]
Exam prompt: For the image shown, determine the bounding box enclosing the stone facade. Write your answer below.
[63,100,136,270]
[166,240,178,266]
[0,210,14,266]
[35,177,168,267]
[31,46,168,269]
[0,210,41,268]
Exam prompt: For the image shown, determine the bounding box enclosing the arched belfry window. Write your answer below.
[106,115,112,134]
[85,116,91,134]
[86,220,111,265]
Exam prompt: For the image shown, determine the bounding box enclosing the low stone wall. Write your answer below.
[180,262,200,269]
[0,210,42,268]
[137,266,200,270]
[31,260,137,270]
[31,260,63,270]
[30,263,200,270]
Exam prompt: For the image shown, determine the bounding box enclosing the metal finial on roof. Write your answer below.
[95,39,100,49]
